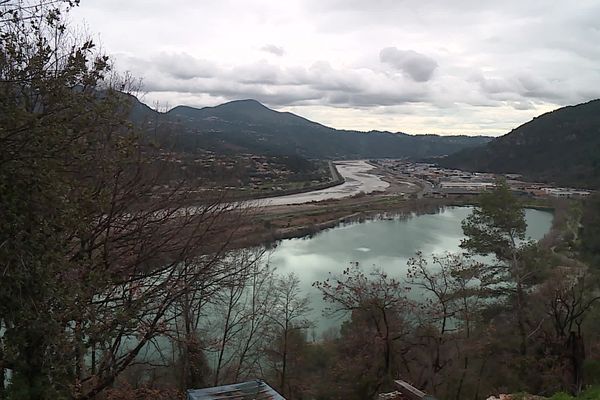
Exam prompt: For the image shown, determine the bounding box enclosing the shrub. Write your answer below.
[579,386,600,399]
[549,393,574,400]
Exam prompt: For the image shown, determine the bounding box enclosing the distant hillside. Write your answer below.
[130,96,491,159]
[437,99,600,189]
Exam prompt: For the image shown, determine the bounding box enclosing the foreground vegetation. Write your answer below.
[548,386,600,400]
[1,2,600,400]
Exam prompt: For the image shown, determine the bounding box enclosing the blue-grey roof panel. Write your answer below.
[187,380,286,400]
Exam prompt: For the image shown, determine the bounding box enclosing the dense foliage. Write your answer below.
[0,2,253,398]
[581,194,600,265]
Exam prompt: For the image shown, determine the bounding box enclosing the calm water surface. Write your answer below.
[268,206,553,334]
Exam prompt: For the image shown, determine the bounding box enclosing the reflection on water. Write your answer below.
[268,206,554,333]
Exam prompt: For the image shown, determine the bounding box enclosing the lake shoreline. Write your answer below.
[232,193,562,250]
[237,197,473,248]
[267,204,556,334]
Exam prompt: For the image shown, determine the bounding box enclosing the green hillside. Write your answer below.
[131,97,490,159]
[437,99,600,188]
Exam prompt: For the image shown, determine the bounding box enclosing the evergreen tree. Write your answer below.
[460,178,531,355]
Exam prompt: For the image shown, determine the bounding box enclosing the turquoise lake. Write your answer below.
[268,206,554,334]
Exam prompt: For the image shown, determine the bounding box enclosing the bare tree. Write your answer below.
[169,249,276,389]
[230,260,277,382]
[208,250,269,386]
[406,252,486,398]
[314,263,411,395]
[536,267,600,394]
[268,273,311,397]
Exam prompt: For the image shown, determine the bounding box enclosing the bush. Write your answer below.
[579,386,600,399]
[549,393,574,400]
[584,361,600,385]
[549,386,600,400]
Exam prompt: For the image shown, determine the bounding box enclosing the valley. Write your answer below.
[3,2,600,398]
[234,158,581,249]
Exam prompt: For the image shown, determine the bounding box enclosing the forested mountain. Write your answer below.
[130,96,491,159]
[437,99,600,188]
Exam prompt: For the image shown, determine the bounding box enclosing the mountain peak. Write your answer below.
[222,98,265,107]
[166,97,317,127]
[132,94,489,159]
[212,99,270,112]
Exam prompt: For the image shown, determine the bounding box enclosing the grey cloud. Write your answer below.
[74,0,600,135]
[325,90,428,108]
[152,52,216,80]
[379,47,438,82]
[511,101,536,111]
[139,56,430,108]
[230,61,283,85]
[307,61,366,93]
[474,71,565,104]
[480,78,514,95]
[307,0,599,104]
[516,74,563,101]
[260,44,285,56]
[144,77,323,106]
[131,49,587,117]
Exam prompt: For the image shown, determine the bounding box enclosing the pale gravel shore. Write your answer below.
[258,160,390,206]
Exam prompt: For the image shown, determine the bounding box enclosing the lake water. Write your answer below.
[267,206,554,334]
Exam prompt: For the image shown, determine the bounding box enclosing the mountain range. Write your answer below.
[130,94,600,189]
[437,99,600,189]
[129,96,491,159]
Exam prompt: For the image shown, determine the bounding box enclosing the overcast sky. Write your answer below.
[72,0,600,136]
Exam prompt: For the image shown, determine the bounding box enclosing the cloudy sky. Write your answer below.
[72,0,600,136]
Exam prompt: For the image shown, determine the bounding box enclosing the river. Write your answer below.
[261,160,389,206]
[267,206,554,334]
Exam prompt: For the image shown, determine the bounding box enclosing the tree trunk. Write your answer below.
[516,279,527,355]
[280,321,288,396]
[568,331,585,395]
[214,288,235,387]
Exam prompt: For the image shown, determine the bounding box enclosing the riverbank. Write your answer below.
[232,190,564,250]
[225,158,570,249]
[234,195,475,248]
[258,160,390,206]
[225,161,345,202]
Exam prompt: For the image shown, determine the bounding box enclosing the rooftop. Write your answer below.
[187,380,285,400]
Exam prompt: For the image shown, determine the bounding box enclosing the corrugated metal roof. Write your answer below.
[187,380,286,400]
